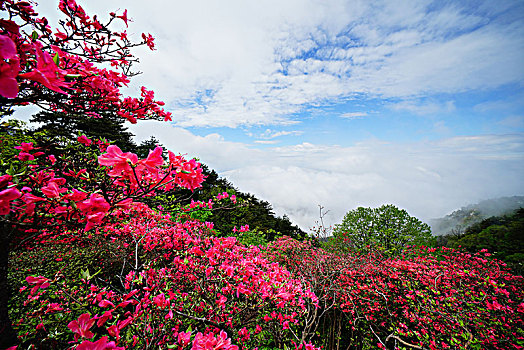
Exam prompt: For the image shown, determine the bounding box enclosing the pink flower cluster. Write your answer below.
[98,145,205,193]
[0,0,171,123]
[1,139,204,231]
[265,237,524,349]
[16,204,320,349]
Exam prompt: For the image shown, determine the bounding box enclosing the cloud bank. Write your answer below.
[37,0,524,128]
[130,121,524,230]
[30,0,524,232]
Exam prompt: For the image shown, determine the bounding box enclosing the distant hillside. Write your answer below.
[430,196,524,236]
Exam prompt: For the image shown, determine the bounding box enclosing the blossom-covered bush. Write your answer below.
[11,204,319,349]
[265,237,524,349]
[0,0,170,122]
[3,1,524,350]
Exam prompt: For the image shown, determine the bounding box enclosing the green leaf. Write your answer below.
[65,74,82,79]
[53,52,60,66]
[79,268,91,280]
[31,31,38,41]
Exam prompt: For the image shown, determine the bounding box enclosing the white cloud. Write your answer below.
[27,1,524,233]
[129,122,524,231]
[498,115,524,129]
[340,112,368,119]
[389,100,456,115]
[35,0,524,128]
[254,140,279,145]
[255,129,304,139]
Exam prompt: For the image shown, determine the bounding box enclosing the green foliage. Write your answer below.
[0,120,43,173]
[134,136,166,159]
[30,111,136,151]
[329,204,434,255]
[8,229,131,348]
[28,110,306,241]
[237,229,269,247]
[441,208,524,275]
[148,165,306,241]
[430,196,524,236]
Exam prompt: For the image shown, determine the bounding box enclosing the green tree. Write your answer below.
[444,208,524,274]
[330,204,433,255]
[148,164,305,240]
[31,110,137,151]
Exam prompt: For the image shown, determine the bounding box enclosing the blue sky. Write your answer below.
[28,0,524,230]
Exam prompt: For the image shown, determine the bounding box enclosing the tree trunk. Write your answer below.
[0,223,17,349]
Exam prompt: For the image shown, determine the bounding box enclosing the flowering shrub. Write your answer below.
[11,204,319,349]
[3,1,524,350]
[0,0,171,123]
[0,128,205,347]
[265,237,524,349]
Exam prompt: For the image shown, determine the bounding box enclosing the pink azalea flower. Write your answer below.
[141,146,164,169]
[67,313,96,341]
[0,34,17,59]
[178,331,191,347]
[98,145,138,177]
[14,142,34,151]
[18,44,70,94]
[76,336,124,350]
[107,325,119,339]
[21,192,45,215]
[117,316,133,330]
[141,33,155,50]
[0,174,12,188]
[25,275,50,295]
[192,331,238,350]
[64,189,88,202]
[77,135,92,146]
[41,180,67,198]
[0,57,20,98]
[117,9,129,27]
[0,35,19,98]
[0,187,21,215]
[153,293,169,309]
[17,152,34,161]
[96,310,113,327]
[115,198,134,209]
[77,193,110,231]
[83,211,105,231]
[77,193,110,216]
[98,300,115,308]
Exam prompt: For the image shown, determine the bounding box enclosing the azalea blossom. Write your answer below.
[14,142,34,152]
[0,174,12,188]
[77,135,92,146]
[41,180,67,198]
[116,9,129,27]
[192,331,239,350]
[178,331,191,347]
[0,34,20,98]
[141,33,155,50]
[21,192,45,215]
[77,336,124,350]
[67,313,96,341]
[18,44,70,94]
[98,145,138,177]
[0,187,21,215]
[0,34,17,59]
[77,193,110,231]
[17,152,34,161]
[25,275,50,295]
